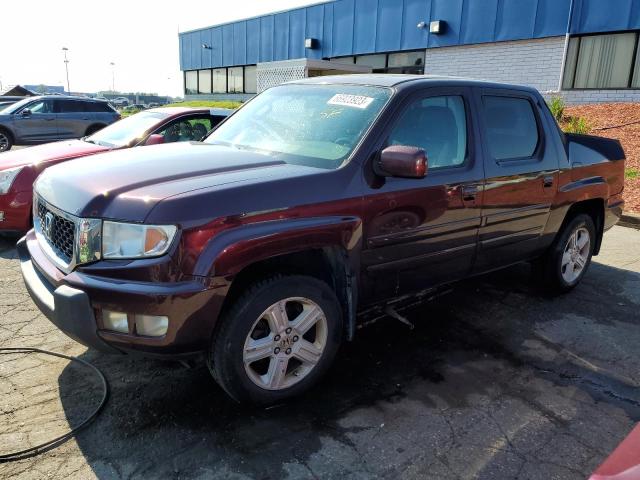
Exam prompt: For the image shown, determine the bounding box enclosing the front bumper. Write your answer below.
[0,191,32,233]
[18,231,228,356]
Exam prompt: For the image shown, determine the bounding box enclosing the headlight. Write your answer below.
[0,167,23,194]
[102,221,177,259]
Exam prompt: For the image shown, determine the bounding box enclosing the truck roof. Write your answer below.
[290,74,539,94]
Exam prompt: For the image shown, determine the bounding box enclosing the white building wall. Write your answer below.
[424,36,566,93]
[560,89,640,104]
[424,36,640,105]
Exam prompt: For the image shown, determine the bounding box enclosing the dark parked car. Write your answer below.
[125,104,147,111]
[0,107,232,233]
[0,96,120,151]
[18,76,625,404]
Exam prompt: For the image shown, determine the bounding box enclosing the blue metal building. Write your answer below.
[179,0,640,104]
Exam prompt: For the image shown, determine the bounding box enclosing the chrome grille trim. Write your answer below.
[33,195,80,273]
[36,201,75,261]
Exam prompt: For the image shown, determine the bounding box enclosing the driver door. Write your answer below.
[13,99,58,142]
[361,87,485,300]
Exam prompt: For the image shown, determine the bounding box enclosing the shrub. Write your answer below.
[548,96,565,122]
[563,116,591,135]
[625,168,639,180]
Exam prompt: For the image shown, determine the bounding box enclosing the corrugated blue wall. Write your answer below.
[180,0,639,71]
[571,0,640,34]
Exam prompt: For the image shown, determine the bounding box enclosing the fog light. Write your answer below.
[135,315,168,337]
[0,211,4,222]
[102,310,129,333]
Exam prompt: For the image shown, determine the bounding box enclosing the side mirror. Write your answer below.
[376,145,427,179]
[20,109,31,117]
[145,134,165,146]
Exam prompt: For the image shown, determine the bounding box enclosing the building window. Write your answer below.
[185,71,198,95]
[212,68,227,93]
[355,54,386,71]
[198,70,212,94]
[228,67,244,93]
[387,51,424,74]
[348,50,426,74]
[563,32,639,90]
[329,56,355,64]
[245,65,257,94]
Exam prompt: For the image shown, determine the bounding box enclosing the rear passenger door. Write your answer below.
[361,87,484,299]
[473,89,559,272]
[54,99,92,139]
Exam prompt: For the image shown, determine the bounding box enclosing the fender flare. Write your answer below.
[193,216,363,340]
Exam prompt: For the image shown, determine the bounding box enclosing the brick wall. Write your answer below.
[424,37,566,93]
[559,89,640,105]
[423,36,640,105]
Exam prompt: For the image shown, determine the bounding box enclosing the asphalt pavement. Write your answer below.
[0,226,639,479]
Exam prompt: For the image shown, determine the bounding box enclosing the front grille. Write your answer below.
[37,201,75,262]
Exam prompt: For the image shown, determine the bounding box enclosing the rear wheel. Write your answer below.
[208,275,343,404]
[0,129,12,152]
[537,213,596,293]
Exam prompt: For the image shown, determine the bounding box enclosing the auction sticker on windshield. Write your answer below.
[328,94,374,109]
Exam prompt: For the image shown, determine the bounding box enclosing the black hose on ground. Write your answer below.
[0,347,109,462]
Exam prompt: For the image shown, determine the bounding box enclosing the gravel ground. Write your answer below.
[566,103,640,213]
[0,226,639,479]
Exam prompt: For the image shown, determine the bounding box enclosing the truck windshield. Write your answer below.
[205,84,391,169]
[85,111,170,147]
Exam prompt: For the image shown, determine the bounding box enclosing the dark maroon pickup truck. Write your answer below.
[18,75,625,404]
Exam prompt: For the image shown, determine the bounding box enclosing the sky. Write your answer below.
[0,0,322,98]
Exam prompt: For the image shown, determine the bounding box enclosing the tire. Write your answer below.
[85,124,105,136]
[209,275,343,404]
[538,213,596,294]
[0,128,13,152]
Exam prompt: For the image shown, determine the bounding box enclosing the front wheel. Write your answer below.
[209,275,343,404]
[537,213,596,293]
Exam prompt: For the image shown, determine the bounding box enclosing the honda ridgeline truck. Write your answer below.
[18,76,625,404]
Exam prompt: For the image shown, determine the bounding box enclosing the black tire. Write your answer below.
[0,128,13,152]
[85,124,105,136]
[537,213,596,294]
[209,275,343,405]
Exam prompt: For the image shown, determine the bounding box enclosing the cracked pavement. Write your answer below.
[1,226,639,479]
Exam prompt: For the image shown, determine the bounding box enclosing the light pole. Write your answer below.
[110,62,115,92]
[62,47,70,95]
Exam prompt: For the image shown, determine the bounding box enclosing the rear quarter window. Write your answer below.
[482,96,539,161]
[85,102,115,113]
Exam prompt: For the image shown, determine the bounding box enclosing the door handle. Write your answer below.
[462,185,479,202]
[543,175,554,188]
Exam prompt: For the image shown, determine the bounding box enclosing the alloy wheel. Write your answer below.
[243,297,328,391]
[561,226,591,283]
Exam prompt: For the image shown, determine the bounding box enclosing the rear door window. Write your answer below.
[481,96,539,161]
[56,100,84,113]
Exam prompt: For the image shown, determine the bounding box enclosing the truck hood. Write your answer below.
[35,142,318,222]
[0,140,109,170]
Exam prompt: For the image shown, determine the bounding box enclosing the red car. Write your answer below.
[0,107,232,233]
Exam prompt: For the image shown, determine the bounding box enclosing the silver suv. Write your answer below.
[0,96,121,152]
